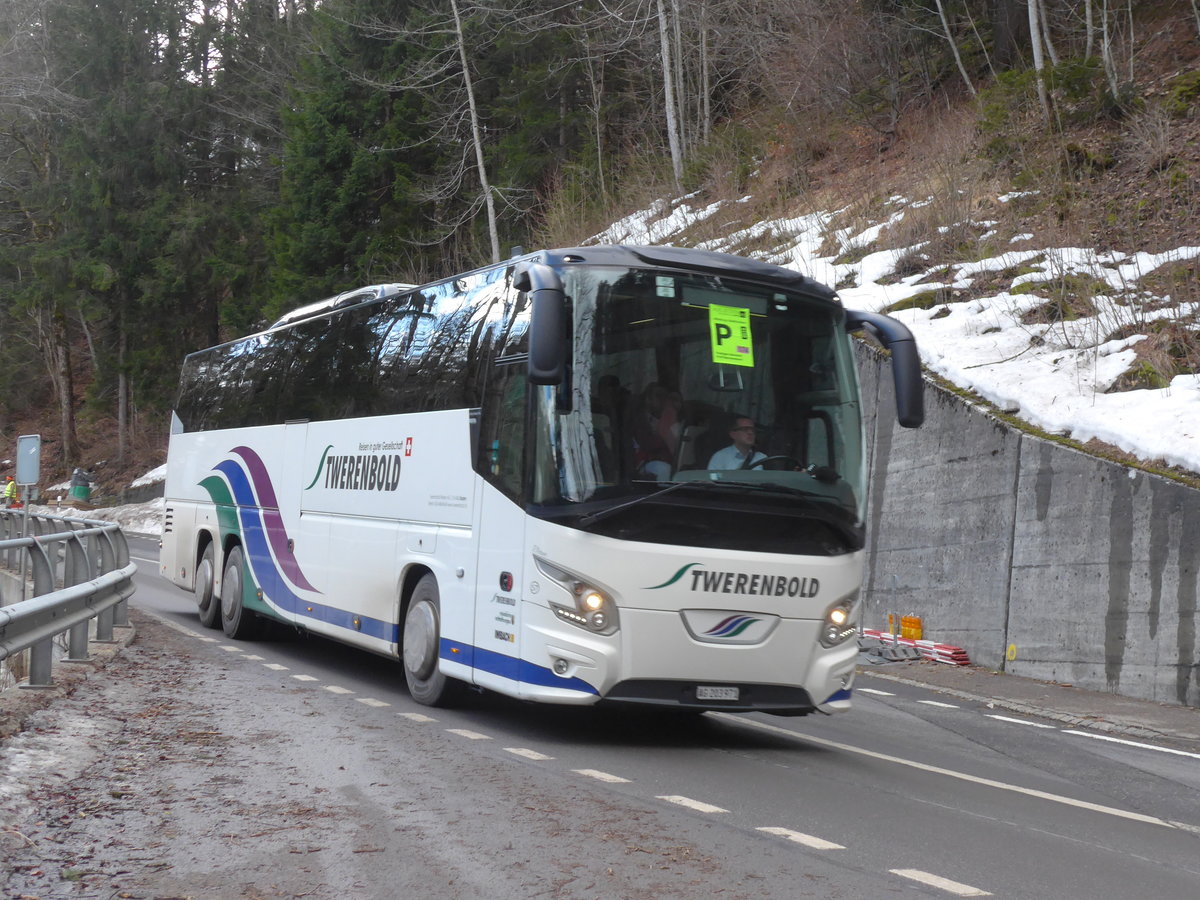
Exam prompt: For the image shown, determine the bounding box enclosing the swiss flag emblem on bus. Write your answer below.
[405,437,412,457]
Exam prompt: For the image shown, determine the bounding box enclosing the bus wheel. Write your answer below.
[220,545,260,640]
[403,574,460,706]
[196,543,220,629]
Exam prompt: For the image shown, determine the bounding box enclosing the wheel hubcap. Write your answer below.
[222,568,239,618]
[403,601,437,680]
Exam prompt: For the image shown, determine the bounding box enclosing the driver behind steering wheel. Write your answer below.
[706,415,767,470]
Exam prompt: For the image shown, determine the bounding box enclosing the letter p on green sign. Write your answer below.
[709,304,754,367]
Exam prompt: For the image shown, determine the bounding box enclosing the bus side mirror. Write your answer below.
[844,309,924,428]
[516,262,566,385]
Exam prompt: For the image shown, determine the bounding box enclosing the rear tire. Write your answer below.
[220,545,260,640]
[196,543,220,629]
[402,574,462,707]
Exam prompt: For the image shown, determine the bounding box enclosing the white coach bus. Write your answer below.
[161,245,923,714]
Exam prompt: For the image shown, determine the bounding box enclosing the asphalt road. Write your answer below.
[0,535,1197,899]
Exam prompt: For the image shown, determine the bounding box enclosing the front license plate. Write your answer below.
[696,685,739,701]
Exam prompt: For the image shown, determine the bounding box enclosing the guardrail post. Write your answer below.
[94,531,117,642]
[109,529,131,627]
[19,541,58,689]
[62,535,92,662]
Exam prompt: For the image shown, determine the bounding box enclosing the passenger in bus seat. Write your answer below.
[632,382,681,481]
[707,415,767,470]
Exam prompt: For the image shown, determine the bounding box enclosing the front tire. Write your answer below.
[196,543,220,629]
[220,545,260,640]
[402,574,462,707]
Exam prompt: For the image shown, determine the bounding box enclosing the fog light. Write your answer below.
[553,658,569,675]
[589,611,607,630]
[582,591,604,611]
[829,607,848,626]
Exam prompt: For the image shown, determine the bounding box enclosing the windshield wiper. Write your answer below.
[576,477,834,527]
[577,480,696,527]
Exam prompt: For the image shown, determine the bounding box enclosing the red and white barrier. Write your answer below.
[861,629,971,666]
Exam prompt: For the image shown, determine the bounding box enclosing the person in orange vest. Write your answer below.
[3,475,16,508]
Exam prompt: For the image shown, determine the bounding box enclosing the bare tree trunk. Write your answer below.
[1039,1,1059,66]
[1100,0,1120,95]
[450,0,499,263]
[118,326,128,464]
[1085,0,1095,58]
[50,309,78,467]
[933,0,975,96]
[656,0,683,188]
[1028,0,1050,122]
[1192,0,1200,40]
[699,0,710,144]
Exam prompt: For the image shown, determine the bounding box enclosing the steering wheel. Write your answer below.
[748,455,805,470]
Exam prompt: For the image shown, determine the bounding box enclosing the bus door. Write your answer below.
[472,466,527,694]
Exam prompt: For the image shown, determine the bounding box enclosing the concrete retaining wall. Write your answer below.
[858,345,1200,708]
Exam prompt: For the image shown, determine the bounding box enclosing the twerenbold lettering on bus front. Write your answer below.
[689,568,818,598]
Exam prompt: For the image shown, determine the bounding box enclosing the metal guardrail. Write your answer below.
[0,510,137,688]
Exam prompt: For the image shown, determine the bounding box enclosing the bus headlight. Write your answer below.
[535,557,620,636]
[819,592,859,648]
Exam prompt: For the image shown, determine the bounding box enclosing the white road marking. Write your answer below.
[506,748,554,761]
[710,712,1181,830]
[263,663,289,671]
[399,712,436,723]
[243,654,264,661]
[323,685,353,695]
[129,556,158,564]
[756,827,844,850]
[573,769,631,783]
[219,645,243,653]
[446,728,491,740]
[987,714,1055,728]
[857,688,895,696]
[657,795,728,814]
[292,674,318,682]
[1062,730,1200,760]
[890,869,991,896]
[195,636,218,643]
[356,698,390,708]
[917,700,959,708]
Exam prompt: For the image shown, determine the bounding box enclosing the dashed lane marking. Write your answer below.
[263,663,288,671]
[987,714,1055,728]
[446,728,491,740]
[857,688,895,696]
[657,795,728,814]
[356,698,390,708]
[1062,730,1200,760]
[573,769,631,783]
[756,827,844,850]
[890,869,991,896]
[399,712,436,723]
[710,712,1180,830]
[323,685,354,695]
[219,645,243,653]
[506,748,554,761]
[917,700,959,708]
[243,655,264,661]
[292,674,318,682]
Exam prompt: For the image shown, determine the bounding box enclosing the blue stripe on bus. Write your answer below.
[440,638,599,695]
[822,687,852,704]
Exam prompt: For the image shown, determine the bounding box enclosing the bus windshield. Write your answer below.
[529,265,865,555]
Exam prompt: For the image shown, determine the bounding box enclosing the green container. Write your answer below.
[69,484,91,501]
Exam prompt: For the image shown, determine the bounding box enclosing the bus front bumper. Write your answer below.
[520,603,858,714]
